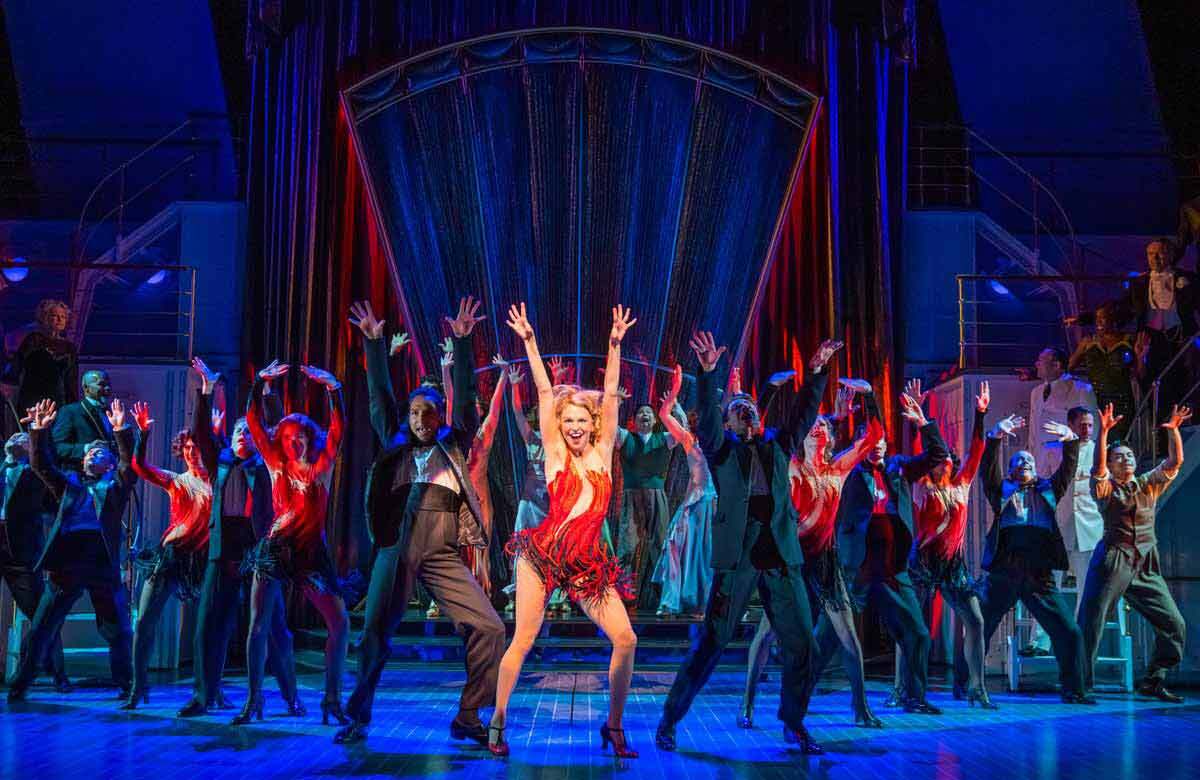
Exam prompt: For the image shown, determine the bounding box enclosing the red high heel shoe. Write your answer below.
[488,725,509,757]
[600,724,638,758]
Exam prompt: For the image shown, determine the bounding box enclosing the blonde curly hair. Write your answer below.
[552,384,604,444]
[35,299,70,329]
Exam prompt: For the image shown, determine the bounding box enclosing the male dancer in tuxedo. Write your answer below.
[817,387,949,713]
[976,413,1095,704]
[0,430,70,691]
[335,298,504,745]
[176,358,301,717]
[656,331,840,755]
[8,398,135,701]
[52,369,118,472]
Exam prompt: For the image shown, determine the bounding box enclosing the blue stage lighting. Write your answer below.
[147,270,167,285]
[989,280,1011,296]
[2,257,28,283]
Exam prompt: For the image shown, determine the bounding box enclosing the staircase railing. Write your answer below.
[910,123,1084,277]
[73,114,228,263]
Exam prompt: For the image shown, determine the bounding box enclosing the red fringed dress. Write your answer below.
[909,409,987,605]
[790,418,884,610]
[131,434,212,600]
[506,453,631,605]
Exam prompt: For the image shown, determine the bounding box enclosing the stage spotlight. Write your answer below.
[989,280,1012,296]
[147,270,167,285]
[3,256,28,283]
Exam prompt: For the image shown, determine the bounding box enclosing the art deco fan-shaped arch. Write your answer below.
[341,28,819,404]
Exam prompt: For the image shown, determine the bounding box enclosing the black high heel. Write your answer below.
[738,702,754,729]
[488,725,509,757]
[118,689,149,710]
[333,720,368,744]
[232,693,264,725]
[853,704,884,728]
[783,724,824,754]
[600,724,638,758]
[286,694,308,717]
[177,700,207,718]
[966,688,998,709]
[321,696,349,725]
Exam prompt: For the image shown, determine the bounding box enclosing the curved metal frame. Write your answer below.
[340,27,821,384]
[345,27,818,128]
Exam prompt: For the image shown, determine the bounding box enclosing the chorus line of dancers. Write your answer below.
[2,295,1190,759]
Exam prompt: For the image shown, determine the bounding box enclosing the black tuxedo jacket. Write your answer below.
[1078,269,1199,338]
[192,388,282,562]
[0,460,55,565]
[31,425,136,572]
[836,396,949,572]
[363,333,486,550]
[51,399,117,472]
[697,364,827,570]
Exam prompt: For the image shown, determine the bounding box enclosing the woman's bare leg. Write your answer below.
[491,557,547,728]
[826,605,876,722]
[578,586,638,728]
[741,613,774,722]
[306,590,350,704]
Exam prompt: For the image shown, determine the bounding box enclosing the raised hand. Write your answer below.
[810,339,844,372]
[507,365,526,385]
[664,363,684,405]
[258,360,289,381]
[1162,404,1193,430]
[505,302,535,342]
[898,393,928,426]
[191,356,220,394]
[389,331,411,356]
[615,386,631,403]
[904,377,929,406]
[688,331,727,373]
[211,408,225,436]
[548,356,574,384]
[446,295,486,338]
[300,365,341,390]
[991,414,1026,439]
[348,301,385,340]
[833,384,854,421]
[491,354,509,371]
[107,399,127,430]
[976,380,990,413]
[610,304,637,345]
[22,399,57,429]
[131,401,154,431]
[1098,402,1123,432]
[1043,420,1076,442]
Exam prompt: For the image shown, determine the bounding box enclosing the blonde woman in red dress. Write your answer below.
[488,302,639,758]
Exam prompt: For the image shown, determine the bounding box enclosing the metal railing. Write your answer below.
[73,114,230,262]
[954,272,1195,459]
[955,273,1134,369]
[0,260,196,361]
[911,124,1083,276]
